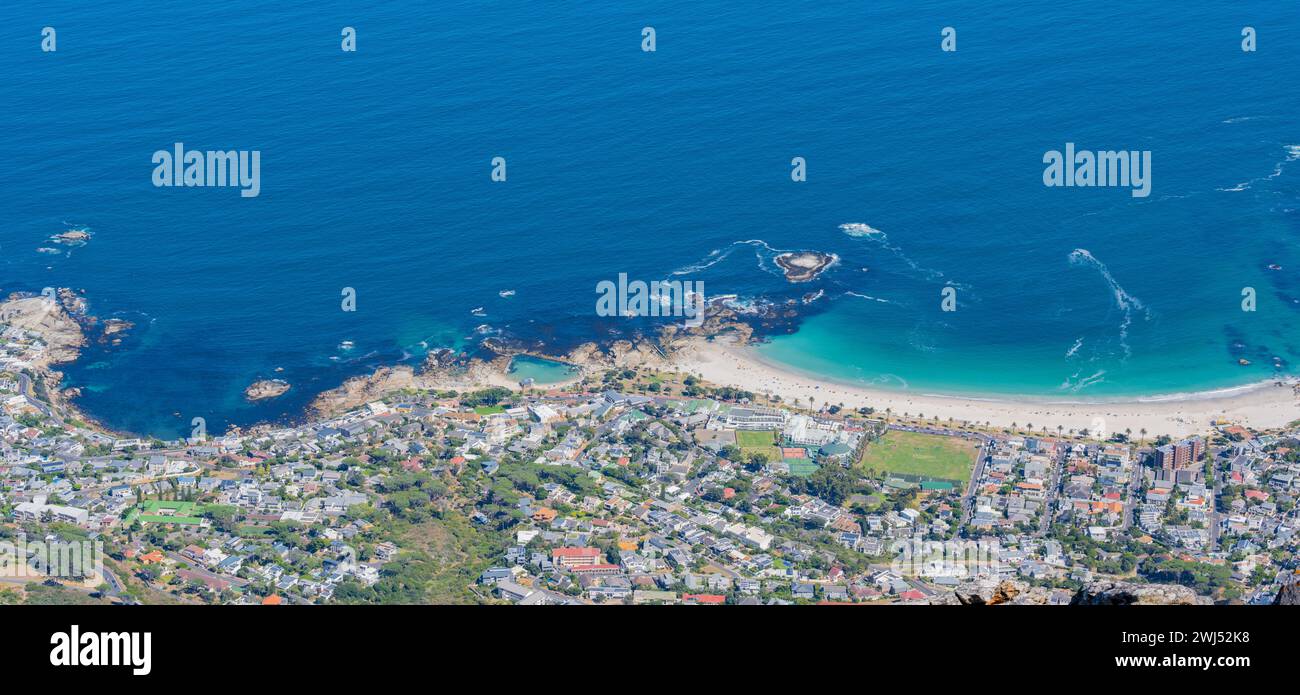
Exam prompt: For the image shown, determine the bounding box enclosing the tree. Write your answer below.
[801,466,853,506]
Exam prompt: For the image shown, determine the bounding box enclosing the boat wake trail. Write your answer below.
[839,222,963,287]
[1068,249,1152,360]
[843,290,893,305]
[1217,144,1300,192]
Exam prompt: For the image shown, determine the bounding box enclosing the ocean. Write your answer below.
[1,1,1297,437]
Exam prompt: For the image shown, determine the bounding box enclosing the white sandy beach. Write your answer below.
[671,337,1300,439]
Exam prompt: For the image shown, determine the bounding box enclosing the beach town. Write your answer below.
[2,288,1299,606]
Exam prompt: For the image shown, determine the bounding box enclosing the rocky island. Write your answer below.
[49,228,92,246]
[100,318,134,345]
[774,251,837,282]
[244,378,291,401]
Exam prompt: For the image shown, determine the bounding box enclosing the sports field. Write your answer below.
[735,430,782,462]
[735,430,777,448]
[857,430,979,483]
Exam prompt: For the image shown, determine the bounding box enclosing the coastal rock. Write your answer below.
[947,579,1052,605]
[563,340,668,371]
[102,318,133,336]
[310,366,421,416]
[99,318,134,345]
[425,348,461,369]
[0,292,86,366]
[951,580,1024,605]
[1069,580,1207,605]
[940,579,1206,605]
[774,251,837,283]
[244,379,291,401]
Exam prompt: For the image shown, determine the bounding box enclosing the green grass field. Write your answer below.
[140,500,198,514]
[735,430,781,463]
[128,499,205,525]
[735,430,777,448]
[857,431,979,483]
[786,459,819,477]
[139,514,203,525]
[474,405,506,415]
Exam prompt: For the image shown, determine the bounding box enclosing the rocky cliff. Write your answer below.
[933,579,1209,605]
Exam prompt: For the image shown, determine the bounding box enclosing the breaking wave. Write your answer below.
[1060,369,1106,392]
[672,239,789,277]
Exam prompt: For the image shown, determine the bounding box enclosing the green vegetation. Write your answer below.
[857,430,978,483]
[127,499,206,525]
[18,582,113,605]
[460,387,512,408]
[789,466,854,506]
[1140,556,1238,599]
[735,430,777,448]
[785,459,819,477]
[334,512,506,604]
[736,430,782,463]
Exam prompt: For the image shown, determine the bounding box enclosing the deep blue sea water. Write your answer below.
[1,1,1297,437]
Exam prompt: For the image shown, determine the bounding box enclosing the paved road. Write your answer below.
[1037,445,1067,535]
[165,551,249,589]
[1121,454,1144,531]
[1209,456,1224,548]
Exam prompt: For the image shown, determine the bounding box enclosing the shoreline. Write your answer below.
[17,282,1298,441]
[670,336,1300,438]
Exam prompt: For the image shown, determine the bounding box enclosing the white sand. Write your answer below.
[671,337,1300,439]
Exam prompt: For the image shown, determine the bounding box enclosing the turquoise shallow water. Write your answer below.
[0,1,1296,437]
[507,356,580,385]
